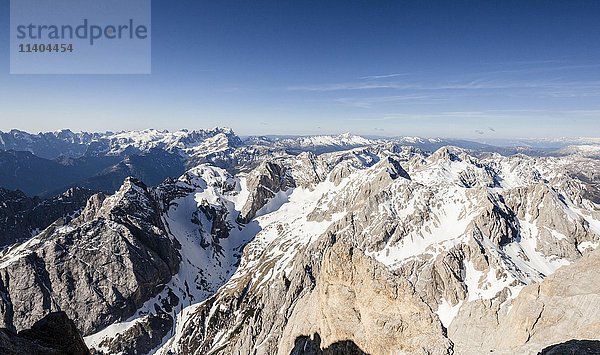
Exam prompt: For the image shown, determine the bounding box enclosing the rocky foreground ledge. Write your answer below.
[0,311,90,355]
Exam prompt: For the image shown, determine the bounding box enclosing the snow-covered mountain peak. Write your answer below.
[297,132,374,147]
[176,164,237,193]
[99,127,242,157]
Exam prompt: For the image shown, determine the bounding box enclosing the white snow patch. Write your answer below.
[0,235,47,269]
[578,240,600,252]
[84,317,145,352]
[254,189,292,218]
[549,229,567,241]
[371,187,475,266]
[436,299,463,328]
[464,261,518,301]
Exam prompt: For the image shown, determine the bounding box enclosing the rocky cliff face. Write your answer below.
[0,187,97,248]
[238,161,296,223]
[84,165,254,354]
[278,237,452,355]
[0,178,180,337]
[1,143,599,355]
[450,247,600,354]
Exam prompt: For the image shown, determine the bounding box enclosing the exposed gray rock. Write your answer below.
[92,313,173,355]
[278,236,453,355]
[0,187,96,248]
[385,156,411,180]
[0,178,180,336]
[158,149,600,355]
[238,161,295,223]
[159,230,452,355]
[451,248,600,354]
[1,141,600,355]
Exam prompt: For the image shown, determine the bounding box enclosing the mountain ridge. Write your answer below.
[0,129,599,354]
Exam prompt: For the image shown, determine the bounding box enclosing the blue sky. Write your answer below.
[1,0,600,138]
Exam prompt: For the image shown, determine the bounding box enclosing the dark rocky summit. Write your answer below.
[0,311,90,355]
[539,340,600,355]
[290,333,369,355]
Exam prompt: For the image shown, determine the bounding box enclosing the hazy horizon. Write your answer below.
[2,126,600,146]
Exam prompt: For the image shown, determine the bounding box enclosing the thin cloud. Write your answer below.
[473,63,600,77]
[435,111,487,117]
[287,79,594,92]
[484,59,565,66]
[335,95,446,108]
[359,73,408,80]
[386,109,600,121]
[287,82,413,91]
[345,117,394,122]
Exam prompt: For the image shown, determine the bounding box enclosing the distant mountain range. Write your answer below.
[2,128,598,198]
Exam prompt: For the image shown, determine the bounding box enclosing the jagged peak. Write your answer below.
[179,164,233,189]
[121,176,148,190]
[97,177,152,216]
[384,156,411,181]
[428,146,467,163]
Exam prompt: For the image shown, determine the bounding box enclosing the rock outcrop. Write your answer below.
[90,313,173,355]
[0,311,90,355]
[279,238,452,355]
[450,248,600,354]
[238,161,295,223]
[539,340,600,355]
